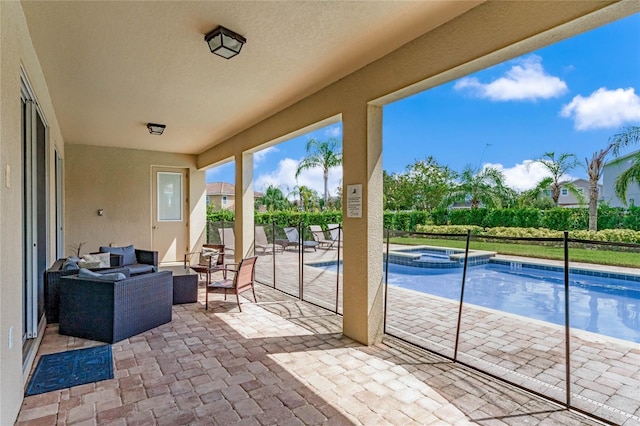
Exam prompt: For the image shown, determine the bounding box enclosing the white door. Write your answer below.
[152,167,189,263]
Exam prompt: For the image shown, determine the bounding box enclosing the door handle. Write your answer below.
[152,226,158,230]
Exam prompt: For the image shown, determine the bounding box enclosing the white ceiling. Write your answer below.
[21,1,480,155]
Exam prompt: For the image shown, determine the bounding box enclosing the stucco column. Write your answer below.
[234,151,255,262]
[341,103,384,345]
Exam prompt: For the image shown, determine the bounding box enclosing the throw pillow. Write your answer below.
[78,268,126,281]
[199,248,219,267]
[99,245,136,266]
[62,259,79,271]
[81,252,110,268]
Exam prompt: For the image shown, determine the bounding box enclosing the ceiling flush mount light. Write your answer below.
[147,123,166,135]
[204,26,246,59]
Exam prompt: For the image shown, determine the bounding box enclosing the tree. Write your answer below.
[295,138,342,207]
[443,165,509,209]
[610,126,640,205]
[383,157,455,210]
[255,185,291,211]
[514,177,555,209]
[288,185,321,212]
[535,152,581,206]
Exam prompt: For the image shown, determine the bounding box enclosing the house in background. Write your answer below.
[207,182,262,210]
[548,178,602,208]
[602,150,640,207]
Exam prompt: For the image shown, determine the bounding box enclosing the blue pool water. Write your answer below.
[314,260,640,343]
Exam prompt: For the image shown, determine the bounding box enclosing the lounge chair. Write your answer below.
[218,227,235,254]
[309,225,336,249]
[283,227,318,252]
[255,226,280,254]
[206,256,258,312]
[327,224,343,247]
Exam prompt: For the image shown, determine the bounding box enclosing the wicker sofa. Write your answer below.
[45,248,158,323]
[59,270,172,343]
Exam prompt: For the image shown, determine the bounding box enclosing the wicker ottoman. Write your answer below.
[160,265,199,304]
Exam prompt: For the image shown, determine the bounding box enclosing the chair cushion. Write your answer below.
[209,279,234,289]
[79,252,110,268]
[199,248,219,267]
[78,268,126,281]
[62,259,80,271]
[100,245,136,266]
[127,264,155,275]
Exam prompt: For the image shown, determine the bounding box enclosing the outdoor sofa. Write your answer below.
[59,269,173,343]
[44,246,158,323]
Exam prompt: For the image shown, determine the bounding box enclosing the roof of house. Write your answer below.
[206,182,263,197]
[206,182,235,196]
[604,149,640,166]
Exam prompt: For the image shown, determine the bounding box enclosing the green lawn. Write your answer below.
[389,237,640,268]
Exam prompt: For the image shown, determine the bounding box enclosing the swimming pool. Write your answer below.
[311,259,640,343]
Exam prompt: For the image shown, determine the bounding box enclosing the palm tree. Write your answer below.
[609,126,640,205]
[443,165,508,209]
[295,138,342,207]
[516,176,555,208]
[535,152,581,206]
[255,185,291,211]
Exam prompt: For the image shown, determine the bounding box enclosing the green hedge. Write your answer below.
[414,224,640,244]
[206,205,640,234]
[434,206,640,231]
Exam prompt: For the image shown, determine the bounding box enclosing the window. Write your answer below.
[157,172,182,221]
[561,188,568,196]
[222,196,227,205]
[578,188,584,194]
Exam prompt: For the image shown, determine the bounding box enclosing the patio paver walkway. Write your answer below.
[16,276,613,425]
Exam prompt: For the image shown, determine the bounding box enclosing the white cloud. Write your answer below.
[483,160,576,192]
[454,55,568,101]
[253,146,279,164]
[560,87,640,130]
[253,157,342,199]
[324,125,342,138]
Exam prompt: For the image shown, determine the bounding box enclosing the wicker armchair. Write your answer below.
[59,270,173,343]
[44,259,130,323]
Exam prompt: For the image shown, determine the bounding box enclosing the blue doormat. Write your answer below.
[26,345,113,396]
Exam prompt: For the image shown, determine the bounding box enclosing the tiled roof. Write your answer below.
[206,182,235,196]
[206,182,263,197]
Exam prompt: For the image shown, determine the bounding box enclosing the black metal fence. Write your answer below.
[383,229,640,426]
[204,221,639,425]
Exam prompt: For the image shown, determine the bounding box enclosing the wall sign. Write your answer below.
[346,184,362,218]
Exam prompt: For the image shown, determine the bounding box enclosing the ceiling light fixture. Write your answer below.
[147,123,166,135]
[204,26,246,59]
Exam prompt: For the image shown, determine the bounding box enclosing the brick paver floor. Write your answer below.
[17,270,624,426]
[253,246,640,425]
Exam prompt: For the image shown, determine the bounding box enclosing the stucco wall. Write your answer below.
[196,1,634,345]
[65,144,206,256]
[603,158,640,207]
[0,2,65,423]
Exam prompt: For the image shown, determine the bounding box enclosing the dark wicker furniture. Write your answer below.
[59,270,173,343]
[44,259,130,323]
[159,265,199,304]
[103,247,158,275]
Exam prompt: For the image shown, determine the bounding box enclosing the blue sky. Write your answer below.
[207,13,640,196]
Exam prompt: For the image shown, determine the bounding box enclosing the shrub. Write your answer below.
[448,208,489,226]
[384,211,431,231]
[415,224,483,235]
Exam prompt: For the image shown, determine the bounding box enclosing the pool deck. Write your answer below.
[250,244,640,425]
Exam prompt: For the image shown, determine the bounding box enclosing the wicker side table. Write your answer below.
[159,265,199,304]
